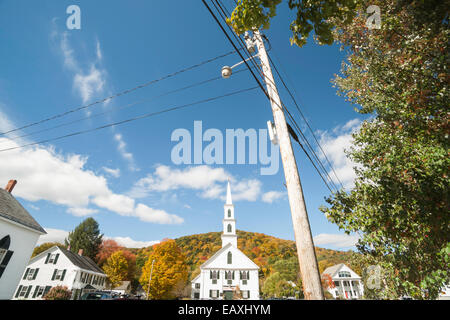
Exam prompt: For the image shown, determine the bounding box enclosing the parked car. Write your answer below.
[80,292,113,300]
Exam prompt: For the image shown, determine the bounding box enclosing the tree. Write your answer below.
[96,239,121,267]
[228,0,360,47]
[139,239,189,300]
[103,250,129,289]
[262,272,297,298]
[31,242,65,258]
[65,217,103,261]
[43,286,72,300]
[319,0,449,299]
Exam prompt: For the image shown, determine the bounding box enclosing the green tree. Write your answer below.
[228,0,360,47]
[319,0,449,299]
[65,217,103,261]
[103,250,129,289]
[262,272,297,298]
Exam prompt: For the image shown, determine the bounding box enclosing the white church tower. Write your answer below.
[221,180,237,248]
[191,180,260,300]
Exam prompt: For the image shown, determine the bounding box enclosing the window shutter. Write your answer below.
[45,253,50,264]
[15,285,22,298]
[247,271,250,280]
[210,270,212,279]
[32,286,39,299]
[0,250,13,278]
[217,290,219,298]
[23,268,30,280]
[53,253,59,264]
[217,271,219,279]
[51,269,57,280]
[44,286,51,297]
[61,269,67,281]
[209,290,212,297]
[32,268,39,280]
[232,271,235,280]
[25,286,32,298]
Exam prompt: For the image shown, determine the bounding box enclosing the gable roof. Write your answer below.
[200,243,259,270]
[0,188,46,234]
[30,246,104,274]
[58,246,105,274]
[322,263,344,277]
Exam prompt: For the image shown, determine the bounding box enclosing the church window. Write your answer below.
[0,235,13,279]
[227,252,232,264]
[227,224,232,233]
[228,209,231,217]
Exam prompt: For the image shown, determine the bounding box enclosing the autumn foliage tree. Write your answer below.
[43,286,72,300]
[139,239,188,300]
[102,250,129,289]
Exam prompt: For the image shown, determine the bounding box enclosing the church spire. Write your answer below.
[226,178,232,205]
[221,180,237,248]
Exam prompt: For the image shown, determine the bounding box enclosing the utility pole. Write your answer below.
[146,259,155,300]
[252,30,324,300]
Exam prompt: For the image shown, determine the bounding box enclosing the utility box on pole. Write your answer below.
[252,30,324,300]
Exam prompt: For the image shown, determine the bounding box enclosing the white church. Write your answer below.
[191,181,260,300]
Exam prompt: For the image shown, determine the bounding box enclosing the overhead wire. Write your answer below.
[0,67,253,145]
[0,50,237,137]
[0,86,259,153]
[205,0,340,193]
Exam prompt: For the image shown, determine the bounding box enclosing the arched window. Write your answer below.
[0,235,13,279]
[228,209,231,218]
[227,224,232,233]
[227,251,232,264]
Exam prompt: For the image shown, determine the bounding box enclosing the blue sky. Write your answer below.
[0,1,364,250]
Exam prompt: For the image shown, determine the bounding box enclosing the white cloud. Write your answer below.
[102,167,120,178]
[313,233,360,248]
[135,203,184,224]
[37,228,160,249]
[36,228,69,246]
[317,119,362,189]
[129,165,263,202]
[73,66,106,104]
[67,207,99,217]
[261,190,285,203]
[0,134,182,225]
[114,133,138,171]
[106,236,160,249]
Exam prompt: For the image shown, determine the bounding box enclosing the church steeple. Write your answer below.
[221,180,237,248]
[226,179,232,205]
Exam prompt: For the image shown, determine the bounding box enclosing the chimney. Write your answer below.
[5,180,17,193]
[78,249,83,256]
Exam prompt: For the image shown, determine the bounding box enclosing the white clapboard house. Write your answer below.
[13,245,107,300]
[191,181,260,300]
[322,263,364,299]
[0,180,47,299]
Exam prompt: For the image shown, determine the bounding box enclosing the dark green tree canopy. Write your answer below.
[65,217,103,261]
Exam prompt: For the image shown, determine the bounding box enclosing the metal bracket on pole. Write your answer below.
[267,120,278,145]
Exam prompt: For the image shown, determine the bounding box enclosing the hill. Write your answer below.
[134,230,357,281]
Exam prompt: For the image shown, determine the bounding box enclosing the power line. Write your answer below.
[0,86,259,153]
[0,51,237,137]
[1,67,253,145]
[267,52,344,189]
[205,0,340,193]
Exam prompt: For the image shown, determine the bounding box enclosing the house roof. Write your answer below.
[0,188,46,234]
[322,263,345,278]
[57,246,105,274]
[114,281,131,290]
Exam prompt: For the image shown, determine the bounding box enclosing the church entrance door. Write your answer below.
[223,291,233,300]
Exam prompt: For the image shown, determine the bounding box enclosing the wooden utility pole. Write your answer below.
[253,30,324,300]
